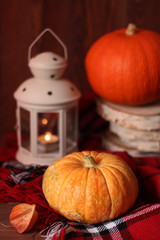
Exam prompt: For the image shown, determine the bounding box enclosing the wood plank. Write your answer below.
[0,203,43,240]
[96,97,160,130]
[106,99,160,116]
[110,122,160,141]
[102,131,160,157]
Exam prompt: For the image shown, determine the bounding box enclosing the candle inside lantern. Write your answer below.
[38,132,59,144]
[38,131,59,153]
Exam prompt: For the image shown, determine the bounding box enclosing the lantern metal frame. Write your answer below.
[14,29,81,165]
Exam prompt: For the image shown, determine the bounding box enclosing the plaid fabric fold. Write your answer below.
[40,203,160,239]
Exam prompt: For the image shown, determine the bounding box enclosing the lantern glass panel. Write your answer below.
[37,112,59,153]
[20,107,30,151]
[67,107,76,148]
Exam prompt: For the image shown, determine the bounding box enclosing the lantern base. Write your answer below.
[16,147,78,166]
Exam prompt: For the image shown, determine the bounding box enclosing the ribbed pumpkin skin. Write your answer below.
[42,151,139,224]
[85,27,160,106]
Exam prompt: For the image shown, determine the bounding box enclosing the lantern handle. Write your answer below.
[28,28,68,62]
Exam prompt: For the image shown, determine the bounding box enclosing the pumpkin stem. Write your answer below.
[83,155,96,168]
[125,23,136,36]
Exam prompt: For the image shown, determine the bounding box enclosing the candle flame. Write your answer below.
[44,132,52,142]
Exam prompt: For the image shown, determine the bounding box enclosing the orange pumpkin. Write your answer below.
[85,23,160,106]
[42,151,138,224]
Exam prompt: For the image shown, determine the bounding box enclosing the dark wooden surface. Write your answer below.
[0,203,43,239]
[1,0,160,145]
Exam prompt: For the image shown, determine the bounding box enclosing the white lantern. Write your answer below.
[14,29,81,165]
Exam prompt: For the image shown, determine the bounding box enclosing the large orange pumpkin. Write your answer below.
[85,23,160,106]
[42,151,138,224]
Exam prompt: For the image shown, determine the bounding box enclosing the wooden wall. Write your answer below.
[1,0,160,145]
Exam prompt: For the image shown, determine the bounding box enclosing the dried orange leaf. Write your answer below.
[9,203,38,233]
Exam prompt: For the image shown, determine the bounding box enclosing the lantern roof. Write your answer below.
[14,51,81,105]
[14,77,81,105]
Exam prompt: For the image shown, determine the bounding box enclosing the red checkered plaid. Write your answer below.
[39,203,160,239]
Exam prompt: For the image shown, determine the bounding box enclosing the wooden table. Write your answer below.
[0,203,43,239]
